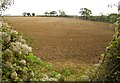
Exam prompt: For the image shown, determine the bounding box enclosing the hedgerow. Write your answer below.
[0,19,62,82]
[91,15,120,81]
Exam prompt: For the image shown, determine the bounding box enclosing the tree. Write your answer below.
[119,3,120,11]
[79,8,92,19]
[0,0,14,11]
[96,13,109,22]
[32,13,35,16]
[27,13,31,16]
[59,10,66,17]
[44,11,49,16]
[108,13,118,23]
[49,11,57,16]
[22,12,27,16]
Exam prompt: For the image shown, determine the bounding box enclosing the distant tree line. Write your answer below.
[44,8,118,23]
[22,8,118,23]
[44,10,66,17]
[78,8,118,23]
[79,13,118,23]
[22,12,36,16]
[44,11,57,16]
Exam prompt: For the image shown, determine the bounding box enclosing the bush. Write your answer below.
[91,16,120,81]
[108,13,118,23]
[0,19,62,81]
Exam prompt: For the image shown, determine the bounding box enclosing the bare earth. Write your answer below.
[4,17,114,68]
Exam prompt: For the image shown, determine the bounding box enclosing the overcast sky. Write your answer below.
[2,0,120,16]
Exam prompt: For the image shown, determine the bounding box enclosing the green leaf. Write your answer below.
[27,53,38,63]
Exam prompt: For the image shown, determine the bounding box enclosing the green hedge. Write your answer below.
[92,16,120,81]
[0,19,62,81]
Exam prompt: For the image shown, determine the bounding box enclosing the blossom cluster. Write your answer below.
[10,42,32,54]
[1,21,61,81]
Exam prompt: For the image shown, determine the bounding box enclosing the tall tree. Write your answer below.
[49,11,57,16]
[59,10,66,16]
[22,12,27,16]
[44,11,49,16]
[32,13,35,16]
[79,8,92,19]
[0,0,14,11]
[27,13,31,16]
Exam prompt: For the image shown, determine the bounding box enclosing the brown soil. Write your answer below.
[4,17,114,68]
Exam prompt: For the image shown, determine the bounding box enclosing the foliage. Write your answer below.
[79,15,109,22]
[49,11,57,16]
[32,13,35,16]
[1,20,62,81]
[0,0,14,11]
[44,11,57,16]
[91,16,120,81]
[108,13,118,23]
[44,12,49,16]
[27,13,31,16]
[22,12,27,17]
[22,12,35,17]
[79,8,92,19]
[59,10,66,17]
[27,53,38,63]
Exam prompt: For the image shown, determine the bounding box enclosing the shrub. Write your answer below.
[0,19,62,81]
[91,16,120,81]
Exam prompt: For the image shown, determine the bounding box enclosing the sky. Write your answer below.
[2,0,120,16]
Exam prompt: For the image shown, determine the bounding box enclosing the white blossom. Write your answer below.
[21,44,32,54]
[18,36,26,44]
[2,32,11,42]
[106,46,110,51]
[19,79,23,81]
[20,60,26,65]
[55,74,61,79]
[40,78,46,81]
[4,49,13,55]
[40,74,49,81]
[23,67,28,73]
[10,30,18,35]
[18,39,26,44]
[10,42,32,54]
[94,63,100,68]
[30,79,33,81]
[0,32,3,37]
[30,71,34,77]
[10,42,21,53]
[11,71,18,79]
[49,78,58,81]
[5,61,13,68]
[80,75,89,81]
[16,66,22,71]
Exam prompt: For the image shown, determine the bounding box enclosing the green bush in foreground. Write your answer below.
[91,16,120,81]
[0,22,62,81]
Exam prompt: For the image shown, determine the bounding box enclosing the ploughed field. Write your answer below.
[4,17,114,68]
